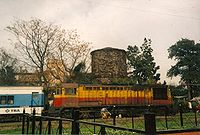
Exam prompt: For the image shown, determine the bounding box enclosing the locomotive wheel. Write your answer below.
[80,111,92,119]
[60,109,72,118]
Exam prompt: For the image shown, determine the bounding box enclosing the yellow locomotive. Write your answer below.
[51,83,172,109]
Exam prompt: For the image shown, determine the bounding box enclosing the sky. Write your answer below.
[0,0,200,85]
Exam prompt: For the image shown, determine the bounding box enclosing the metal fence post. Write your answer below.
[165,107,168,129]
[100,126,106,135]
[144,112,156,135]
[48,119,52,134]
[179,104,183,127]
[26,115,30,134]
[31,108,36,134]
[22,109,25,134]
[39,117,42,134]
[195,111,197,126]
[131,109,134,129]
[71,109,80,135]
[58,110,63,135]
[93,110,96,134]
[112,107,116,126]
[59,119,62,134]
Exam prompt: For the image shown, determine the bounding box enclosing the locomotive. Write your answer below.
[49,83,172,115]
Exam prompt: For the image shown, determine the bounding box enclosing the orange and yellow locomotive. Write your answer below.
[51,83,172,109]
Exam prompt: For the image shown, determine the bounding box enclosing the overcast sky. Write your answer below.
[0,0,200,84]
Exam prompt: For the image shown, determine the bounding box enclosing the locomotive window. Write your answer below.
[110,87,116,90]
[116,87,123,90]
[93,87,100,90]
[7,96,14,105]
[65,88,76,95]
[102,87,109,90]
[0,96,7,105]
[86,87,92,90]
[124,87,128,90]
[56,89,62,95]
[153,87,167,100]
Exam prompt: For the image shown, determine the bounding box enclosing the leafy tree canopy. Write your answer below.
[127,38,160,84]
[167,38,200,84]
[0,48,18,85]
[167,38,200,98]
[170,85,188,97]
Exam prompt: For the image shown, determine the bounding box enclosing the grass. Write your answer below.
[0,118,143,134]
[1,112,200,134]
[156,112,200,130]
[0,122,22,134]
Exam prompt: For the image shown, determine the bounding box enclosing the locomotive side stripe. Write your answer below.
[52,96,172,108]
[52,84,172,108]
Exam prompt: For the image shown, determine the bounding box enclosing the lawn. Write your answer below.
[1,112,200,134]
[0,122,22,134]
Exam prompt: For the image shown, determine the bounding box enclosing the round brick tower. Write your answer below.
[91,47,127,80]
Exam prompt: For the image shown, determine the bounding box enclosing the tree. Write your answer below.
[170,85,188,97]
[7,19,92,85]
[47,29,91,83]
[0,48,18,85]
[6,19,67,85]
[127,38,160,84]
[167,38,200,98]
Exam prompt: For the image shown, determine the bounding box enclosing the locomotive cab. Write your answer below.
[152,85,172,105]
[52,83,78,108]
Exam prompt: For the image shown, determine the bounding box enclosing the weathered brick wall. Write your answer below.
[91,47,127,79]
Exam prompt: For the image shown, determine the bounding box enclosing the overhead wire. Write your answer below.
[97,2,200,21]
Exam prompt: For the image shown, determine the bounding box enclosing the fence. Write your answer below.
[19,106,200,134]
[21,108,154,134]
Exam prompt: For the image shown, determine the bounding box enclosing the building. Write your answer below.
[91,47,127,83]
